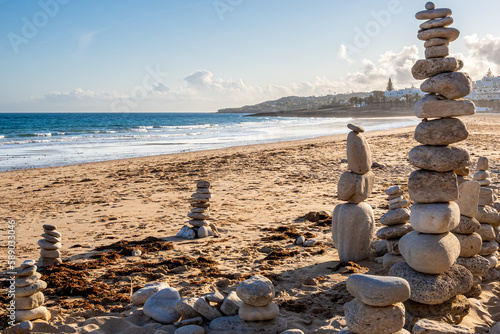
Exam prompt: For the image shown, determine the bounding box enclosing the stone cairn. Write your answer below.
[37,224,62,267]
[390,1,475,319]
[377,186,413,270]
[340,274,411,333]
[474,157,500,274]
[332,124,375,262]
[176,180,219,239]
[452,180,488,298]
[14,260,48,322]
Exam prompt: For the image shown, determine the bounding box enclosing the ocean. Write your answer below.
[0,113,419,171]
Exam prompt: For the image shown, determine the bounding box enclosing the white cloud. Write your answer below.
[338,44,354,64]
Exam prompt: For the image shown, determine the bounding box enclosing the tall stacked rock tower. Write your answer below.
[38,224,62,267]
[332,124,375,262]
[390,1,474,312]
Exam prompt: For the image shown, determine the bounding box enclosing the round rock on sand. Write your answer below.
[131,282,170,305]
[346,131,372,175]
[236,275,275,307]
[389,262,473,305]
[346,274,410,307]
[399,231,460,274]
[143,288,181,324]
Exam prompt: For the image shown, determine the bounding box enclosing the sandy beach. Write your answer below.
[1,114,500,333]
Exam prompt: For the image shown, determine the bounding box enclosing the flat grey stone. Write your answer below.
[399,231,460,274]
[418,27,459,41]
[346,131,372,174]
[380,208,411,226]
[424,37,449,48]
[131,282,170,305]
[174,325,205,334]
[41,233,61,243]
[386,186,401,196]
[196,187,212,194]
[376,224,413,240]
[344,299,405,334]
[346,274,410,306]
[347,123,364,133]
[44,230,62,238]
[337,171,374,204]
[409,145,470,172]
[16,280,47,298]
[451,215,480,234]
[410,202,460,234]
[176,297,202,320]
[408,169,458,203]
[414,117,468,145]
[204,291,225,303]
[414,94,475,119]
[42,224,57,230]
[413,318,472,334]
[420,16,454,30]
[209,315,287,334]
[389,198,411,210]
[37,239,61,250]
[455,232,482,258]
[197,225,214,238]
[220,291,243,316]
[189,220,209,227]
[236,275,275,307]
[425,45,449,58]
[416,8,452,20]
[421,72,472,100]
[143,288,181,324]
[388,190,405,200]
[174,317,203,328]
[456,181,480,219]
[194,297,222,321]
[188,212,210,220]
[40,249,61,259]
[455,255,490,276]
[332,202,375,262]
[389,262,473,305]
[14,272,41,288]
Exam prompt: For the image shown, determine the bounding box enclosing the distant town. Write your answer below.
[218,70,500,116]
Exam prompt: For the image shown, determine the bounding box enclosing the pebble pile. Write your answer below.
[453,180,489,298]
[390,1,474,314]
[332,124,375,262]
[37,224,62,267]
[474,157,500,273]
[340,274,411,333]
[14,260,49,322]
[176,180,219,239]
[377,186,413,270]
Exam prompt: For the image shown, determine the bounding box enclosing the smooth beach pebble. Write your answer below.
[385,186,401,196]
[346,132,372,174]
[420,72,472,100]
[236,275,275,307]
[239,301,280,321]
[379,208,411,226]
[174,325,205,334]
[477,157,489,171]
[414,117,469,146]
[220,291,243,316]
[347,123,364,133]
[21,260,36,268]
[420,16,453,30]
[131,282,170,305]
[425,2,435,10]
[409,145,470,172]
[346,274,410,306]
[143,288,181,324]
[408,170,458,203]
[414,94,475,119]
[42,224,57,230]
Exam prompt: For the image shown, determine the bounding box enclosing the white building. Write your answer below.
[384,86,425,98]
[470,76,500,100]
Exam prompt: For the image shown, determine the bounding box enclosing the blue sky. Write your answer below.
[1,0,500,112]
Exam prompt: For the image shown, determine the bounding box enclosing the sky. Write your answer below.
[1,0,500,112]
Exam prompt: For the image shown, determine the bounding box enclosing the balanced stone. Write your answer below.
[38,257,62,267]
[477,157,488,171]
[425,45,449,58]
[399,231,460,274]
[38,239,61,250]
[451,216,481,234]
[416,7,452,20]
[188,212,210,220]
[346,131,372,174]
[337,171,374,203]
[220,291,243,316]
[193,297,223,320]
[456,255,490,277]
[192,193,211,200]
[414,94,475,118]
[477,206,500,225]
[479,240,499,256]
[196,187,211,194]
[197,226,214,238]
[478,223,496,241]
[455,167,470,177]
[410,202,460,234]
[189,220,208,227]
[388,196,405,205]
[456,181,480,218]
[236,275,275,307]
[41,234,60,243]
[197,180,210,188]
[478,179,491,186]
[389,199,411,211]
[386,186,401,196]
[408,170,458,203]
[380,208,411,226]
[176,226,196,239]
[239,302,279,321]
[473,171,490,181]
[389,262,473,305]
[191,208,206,213]
[420,16,454,30]
[16,266,37,277]
[347,123,365,133]
[42,224,56,230]
[420,72,472,100]
[344,299,405,334]
[346,274,410,307]
[414,117,468,145]
[40,249,61,259]
[409,145,470,172]
[15,292,45,310]
[424,37,449,48]
[143,288,181,324]
[388,191,405,200]
[418,27,459,41]
[376,224,413,240]
[425,2,435,10]
[15,306,49,322]
[14,273,42,288]
[16,280,47,298]
[332,202,375,262]
[479,187,494,206]
[455,233,482,257]
[44,230,61,238]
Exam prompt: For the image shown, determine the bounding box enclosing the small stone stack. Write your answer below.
[14,260,49,322]
[453,181,489,297]
[340,274,411,334]
[377,186,413,270]
[177,180,218,239]
[474,157,500,272]
[37,224,62,267]
[390,1,474,318]
[332,124,375,262]
[236,275,279,322]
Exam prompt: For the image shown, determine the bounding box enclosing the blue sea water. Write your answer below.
[0,112,419,171]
